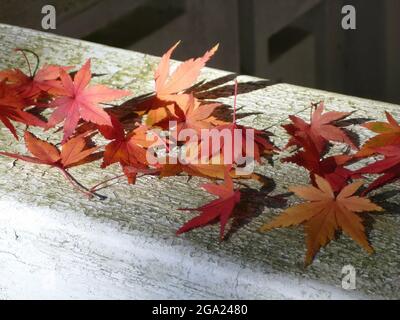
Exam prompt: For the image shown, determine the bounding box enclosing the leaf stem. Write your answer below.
[57,167,105,200]
[233,78,238,124]
[90,174,126,193]
[16,48,40,77]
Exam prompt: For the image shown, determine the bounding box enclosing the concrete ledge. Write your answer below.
[0,23,399,299]
[0,199,366,299]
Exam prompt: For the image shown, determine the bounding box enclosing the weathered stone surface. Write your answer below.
[0,24,399,299]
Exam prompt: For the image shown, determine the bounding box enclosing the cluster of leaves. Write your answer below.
[0,45,398,266]
[261,103,399,265]
[0,44,276,240]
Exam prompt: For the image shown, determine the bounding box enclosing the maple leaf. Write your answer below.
[160,160,228,180]
[283,133,355,192]
[260,175,383,265]
[0,80,46,139]
[99,115,156,169]
[98,115,169,184]
[121,165,159,184]
[285,152,354,193]
[198,80,277,165]
[356,112,400,158]
[47,59,131,143]
[355,145,400,194]
[283,102,356,154]
[159,162,267,192]
[155,93,221,134]
[159,158,261,181]
[0,131,100,196]
[177,171,241,239]
[0,64,71,99]
[206,122,276,165]
[131,42,218,125]
[158,140,232,179]
[155,41,219,96]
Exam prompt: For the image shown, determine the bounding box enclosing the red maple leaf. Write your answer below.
[47,59,131,143]
[99,115,155,169]
[207,122,276,165]
[177,172,241,239]
[355,145,400,194]
[283,102,356,154]
[0,49,72,100]
[0,80,46,139]
[0,64,71,99]
[283,133,355,192]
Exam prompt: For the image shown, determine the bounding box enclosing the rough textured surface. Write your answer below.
[0,24,399,299]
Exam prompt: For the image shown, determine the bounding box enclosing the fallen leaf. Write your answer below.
[155,41,219,96]
[132,42,218,126]
[0,64,72,99]
[0,131,100,196]
[99,115,155,169]
[356,112,400,158]
[355,144,400,194]
[260,175,383,265]
[283,102,356,154]
[0,80,46,139]
[47,59,131,143]
[283,133,355,192]
[177,171,241,239]
[155,93,221,135]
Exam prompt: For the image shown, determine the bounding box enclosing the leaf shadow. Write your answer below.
[211,104,264,123]
[370,190,399,214]
[336,117,371,127]
[107,73,272,128]
[362,190,399,236]
[342,128,361,149]
[224,177,290,240]
[195,78,274,100]
[187,73,238,93]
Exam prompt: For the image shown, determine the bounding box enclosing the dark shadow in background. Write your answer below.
[84,0,185,48]
[1,0,399,103]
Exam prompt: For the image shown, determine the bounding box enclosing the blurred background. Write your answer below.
[1,0,399,104]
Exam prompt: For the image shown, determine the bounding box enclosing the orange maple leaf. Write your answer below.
[155,41,218,96]
[356,111,400,158]
[133,42,218,126]
[0,131,100,196]
[155,93,221,135]
[99,115,156,169]
[260,175,383,266]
